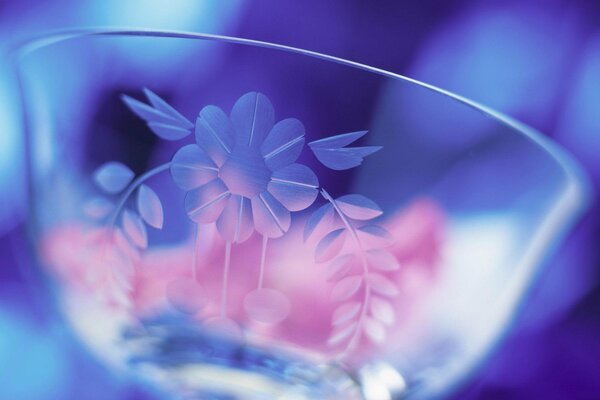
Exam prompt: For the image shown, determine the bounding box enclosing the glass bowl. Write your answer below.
[14,29,589,400]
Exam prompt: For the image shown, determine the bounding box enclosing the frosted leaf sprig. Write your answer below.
[88,161,166,249]
[308,130,381,170]
[85,158,167,305]
[122,88,194,141]
[304,125,400,355]
[305,190,399,354]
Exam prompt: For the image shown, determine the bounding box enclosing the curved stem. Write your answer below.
[258,236,268,289]
[99,161,172,293]
[192,224,199,282]
[321,189,359,243]
[346,253,370,352]
[107,162,172,229]
[321,189,370,355]
[220,241,232,318]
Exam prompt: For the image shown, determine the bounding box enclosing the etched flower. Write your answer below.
[171,92,319,242]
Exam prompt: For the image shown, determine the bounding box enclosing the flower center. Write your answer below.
[219,145,271,198]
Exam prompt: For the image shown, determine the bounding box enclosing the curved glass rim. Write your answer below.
[11,27,592,399]
[12,28,590,192]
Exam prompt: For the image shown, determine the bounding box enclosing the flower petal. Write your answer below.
[216,195,254,243]
[251,191,290,238]
[170,144,218,190]
[230,92,274,148]
[261,118,305,171]
[185,179,230,223]
[195,105,234,166]
[268,164,319,212]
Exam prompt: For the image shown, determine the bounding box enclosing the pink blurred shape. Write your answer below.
[41,197,445,359]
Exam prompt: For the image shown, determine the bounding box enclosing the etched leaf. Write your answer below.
[304,203,335,241]
[112,228,140,264]
[309,131,381,170]
[331,275,362,302]
[336,194,383,220]
[122,209,148,249]
[366,249,400,271]
[107,229,137,290]
[311,147,381,170]
[370,297,395,326]
[93,162,134,194]
[309,131,367,149]
[122,91,192,140]
[315,228,347,263]
[357,225,394,248]
[328,321,358,346]
[364,317,386,344]
[104,243,135,292]
[143,88,193,129]
[326,254,356,282]
[122,95,177,125]
[367,273,399,297]
[137,184,164,229]
[147,123,190,141]
[83,197,113,219]
[332,302,361,326]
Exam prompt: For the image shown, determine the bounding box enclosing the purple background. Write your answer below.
[0,1,599,399]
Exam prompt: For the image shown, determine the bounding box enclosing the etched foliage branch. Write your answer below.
[305,128,401,354]
[305,190,400,354]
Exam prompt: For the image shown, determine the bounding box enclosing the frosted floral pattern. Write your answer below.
[170,92,318,240]
[83,89,406,357]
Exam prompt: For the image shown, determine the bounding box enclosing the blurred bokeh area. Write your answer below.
[1,1,599,399]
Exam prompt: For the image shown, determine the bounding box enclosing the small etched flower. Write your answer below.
[170,92,319,242]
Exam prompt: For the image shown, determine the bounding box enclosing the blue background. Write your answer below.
[0,1,599,399]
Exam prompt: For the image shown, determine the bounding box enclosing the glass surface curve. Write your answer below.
[14,29,589,400]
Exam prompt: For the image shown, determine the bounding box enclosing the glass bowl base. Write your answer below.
[124,316,366,399]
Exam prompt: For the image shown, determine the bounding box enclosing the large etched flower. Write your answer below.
[170,92,319,242]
